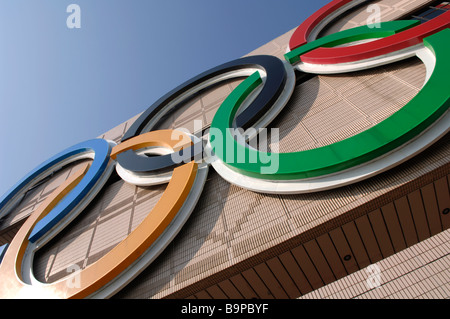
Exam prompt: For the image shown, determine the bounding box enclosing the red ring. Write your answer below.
[289,0,352,50]
[299,12,450,65]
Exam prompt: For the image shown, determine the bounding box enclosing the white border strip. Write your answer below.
[295,43,424,75]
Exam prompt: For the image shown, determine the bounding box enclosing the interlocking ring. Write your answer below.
[0,130,208,298]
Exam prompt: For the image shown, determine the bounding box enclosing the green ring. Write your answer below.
[209,28,450,180]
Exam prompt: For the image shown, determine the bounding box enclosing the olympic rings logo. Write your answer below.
[0,1,449,298]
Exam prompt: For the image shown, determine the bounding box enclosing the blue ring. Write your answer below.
[0,139,112,243]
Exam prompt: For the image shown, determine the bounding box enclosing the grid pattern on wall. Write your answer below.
[172,169,449,299]
[30,45,437,291]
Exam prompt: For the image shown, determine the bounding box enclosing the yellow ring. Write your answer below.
[0,130,198,299]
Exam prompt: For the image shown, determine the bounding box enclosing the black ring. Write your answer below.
[118,55,287,173]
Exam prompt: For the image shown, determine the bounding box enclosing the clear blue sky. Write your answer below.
[0,0,330,197]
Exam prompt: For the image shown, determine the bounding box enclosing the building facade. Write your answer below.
[0,0,449,299]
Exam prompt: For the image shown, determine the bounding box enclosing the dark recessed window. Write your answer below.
[410,1,450,23]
